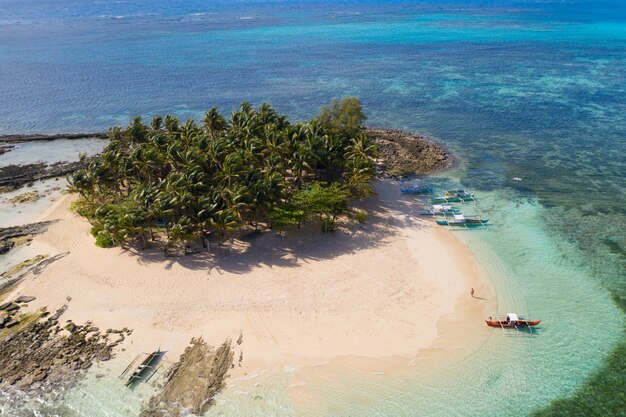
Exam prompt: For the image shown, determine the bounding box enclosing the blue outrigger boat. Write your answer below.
[400,184,434,195]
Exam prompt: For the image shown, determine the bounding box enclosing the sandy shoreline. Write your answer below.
[7,180,495,397]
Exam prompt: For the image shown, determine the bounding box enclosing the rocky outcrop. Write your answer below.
[367,127,453,177]
[0,133,106,193]
[8,190,40,204]
[1,253,68,302]
[0,304,130,402]
[0,158,96,191]
[0,132,107,144]
[0,221,54,255]
[140,337,234,417]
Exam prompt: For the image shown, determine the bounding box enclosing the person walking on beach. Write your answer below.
[471,288,475,297]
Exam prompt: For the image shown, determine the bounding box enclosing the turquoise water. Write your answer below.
[0,1,624,415]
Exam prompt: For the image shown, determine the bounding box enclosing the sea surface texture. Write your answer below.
[1,1,625,416]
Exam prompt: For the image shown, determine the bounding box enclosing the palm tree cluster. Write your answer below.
[69,98,377,251]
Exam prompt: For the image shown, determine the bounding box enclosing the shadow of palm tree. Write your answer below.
[122,180,432,275]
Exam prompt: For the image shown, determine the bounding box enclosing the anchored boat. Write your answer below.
[431,189,476,204]
[400,184,434,195]
[486,313,541,332]
[436,213,488,228]
[420,204,461,216]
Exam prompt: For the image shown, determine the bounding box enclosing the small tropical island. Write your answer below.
[69,98,378,251]
[0,98,478,416]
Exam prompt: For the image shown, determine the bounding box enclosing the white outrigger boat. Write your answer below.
[420,204,461,216]
[436,213,489,228]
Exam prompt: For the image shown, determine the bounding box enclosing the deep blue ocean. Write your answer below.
[0,1,624,416]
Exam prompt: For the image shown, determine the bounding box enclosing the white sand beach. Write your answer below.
[9,181,495,378]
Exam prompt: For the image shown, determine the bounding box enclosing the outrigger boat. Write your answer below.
[420,204,461,216]
[431,189,476,204]
[486,313,541,332]
[400,184,434,195]
[120,349,166,387]
[436,213,488,228]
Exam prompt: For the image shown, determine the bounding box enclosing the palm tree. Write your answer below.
[71,99,377,250]
[203,107,228,138]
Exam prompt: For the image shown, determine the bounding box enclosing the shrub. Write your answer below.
[94,233,115,248]
[354,209,368,224]
[321,216,336,233]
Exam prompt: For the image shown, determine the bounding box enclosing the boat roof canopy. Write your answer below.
[454,214,465,220]
[507,313,519,321]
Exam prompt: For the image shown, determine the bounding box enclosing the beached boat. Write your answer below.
[486,313,541,328]
[400,184,434,195]
[436,214,488,227]
[431,189,476,203]
[420,204,461,216]
[122,349,166,387]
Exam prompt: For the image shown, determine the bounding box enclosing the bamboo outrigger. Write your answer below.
[436,213,489,228]
[120,349,167,387]
[431,189,476,204]
[420,204,461,216]
[400,183,434,195]
[486,313,541,334]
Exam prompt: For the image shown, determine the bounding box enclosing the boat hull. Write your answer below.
[400,188,433,195]
[485,320,541,327]
[431,196,475,203]
[421,210,461,216]
[436,219,489,227]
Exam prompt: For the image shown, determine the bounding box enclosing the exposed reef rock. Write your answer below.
[0,132,107,144]
[367,127,453,177]
[8,190,41,205]
[0,159,95,191]
[0,253,68,302]
[140,337,234,417]
[0,221,55,255]
[0,304,130,402]
[0,133,106,193]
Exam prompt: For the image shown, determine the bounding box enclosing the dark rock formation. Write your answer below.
[0,158,96,191]
[140,337,234,417]
[0,221,54,255]
[0,132,107,144]
[14,296,36,303]
[0,304,131,404]
[367,127,453,177]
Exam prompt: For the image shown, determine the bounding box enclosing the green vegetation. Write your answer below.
[69,98,377,250]
[354,209,368,224]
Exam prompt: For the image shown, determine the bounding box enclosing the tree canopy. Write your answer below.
[69,98,377,250]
